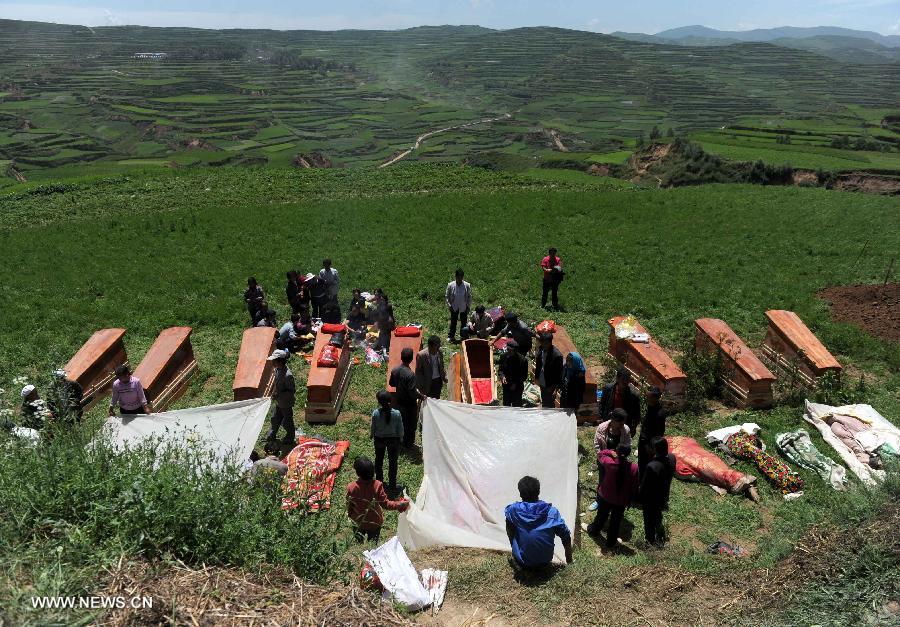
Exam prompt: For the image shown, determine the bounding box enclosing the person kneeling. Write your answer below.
[346,456,409,543]
[505,476,573,569]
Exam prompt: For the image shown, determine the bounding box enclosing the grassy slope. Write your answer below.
[0,166,898,623]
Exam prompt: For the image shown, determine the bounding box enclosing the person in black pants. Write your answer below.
[499,341,529,406]
[637,386,667,480]
[371,390,403,490]
[445,269,471,343]
[540,247,563,310]
[534,332,564,408]
[638,437,676,546]
[389,347,425,449]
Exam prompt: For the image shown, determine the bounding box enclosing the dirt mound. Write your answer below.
[96,561,414,626]
[587,163,610,176]
[184,138,219,152]
[792,169,819,187]
[629,142,672,176]
[818,282,900,342]
[832,173,900,195]
[293,151,334,168]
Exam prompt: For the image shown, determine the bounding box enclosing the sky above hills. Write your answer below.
[2,0,898,35]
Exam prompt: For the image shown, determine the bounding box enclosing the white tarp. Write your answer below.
[96,398,271,469]
[398,399,578,563]
[804,400,898,486]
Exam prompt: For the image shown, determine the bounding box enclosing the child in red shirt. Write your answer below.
[346,456,409,542]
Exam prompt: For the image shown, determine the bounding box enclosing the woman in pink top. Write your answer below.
[586,444,638,549]
[108,364,152,416]
[540,247,563,311]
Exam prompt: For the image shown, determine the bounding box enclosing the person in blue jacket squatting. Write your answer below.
[505,476,574,569]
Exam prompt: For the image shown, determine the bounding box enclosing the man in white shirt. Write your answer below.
[319,258,340,304]
[445,269,471,343]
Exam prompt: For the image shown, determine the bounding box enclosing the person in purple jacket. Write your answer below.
[586,444,639,549]
[505,476,573,569]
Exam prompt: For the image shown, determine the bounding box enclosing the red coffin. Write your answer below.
[607,316,687,401]
[762,310,841,386]
[305,326,352,424]
[233,327,277,401]
[132,327,198,411]
[386,328,423,393]
[695,318,776,409]
[63,328,128,410]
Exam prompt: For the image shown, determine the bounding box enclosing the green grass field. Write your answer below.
[0,164,897,624]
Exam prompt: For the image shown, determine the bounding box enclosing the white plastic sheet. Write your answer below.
[363,536,432,611]
[96,398,271,469]
[398,399,578,563]
[804,400,897,486]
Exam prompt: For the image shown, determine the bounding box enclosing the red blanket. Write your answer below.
[472,378,494,405]
[667,436,755,494]
[281,437,350,512]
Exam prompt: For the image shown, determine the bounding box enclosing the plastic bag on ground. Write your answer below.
[363,536,432,611]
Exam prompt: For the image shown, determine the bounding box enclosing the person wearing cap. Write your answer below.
[499,340,529,407]
[638,386,668,479]
[599,367,641,433]
[244,277,265,326]
[534,332,564,408]
[319,258,340,304]
[266,349,296,445]
[461,305,494,341]
[445,269,471,344]
[109,365,152,417]
[503,312,534,355]
[540,247,563,311]
[389,347,425,449]
[20,384,48,430]
[416,335,447,399]
[48,368,84,423]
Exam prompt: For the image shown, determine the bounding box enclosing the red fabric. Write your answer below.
[535,320,557,334]
[317,344,341,367]
[666,436,749,491]
[394,326,421,338]
[613,386,623,409]
[472,378,494,404]
[281,437,350,511]
[346,479,408,530]
[596,449,639,506]
[321,323,346,334]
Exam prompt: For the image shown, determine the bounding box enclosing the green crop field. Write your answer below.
[0,164,897,625]
[0,20,898,187]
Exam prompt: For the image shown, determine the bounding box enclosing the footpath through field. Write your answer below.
[379,113,512,168]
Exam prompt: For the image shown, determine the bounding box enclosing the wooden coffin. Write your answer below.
[232,327,277,401]
[460,339,497,405]
[132,327,198,412]
[386,329,423,393]
[305,325,352,424]
[762,310,841,386]
[553,326,598,421]
[695,318,776,409]
[447,352,463,402]
[607,316,687,402]
[63,328,128,410]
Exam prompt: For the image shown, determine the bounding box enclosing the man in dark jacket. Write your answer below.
[389,347,425,449]
[306,273,328,318]
[638,386,667,479]
[499,340,529,407]
[599,367,641,432]
[638,436,676,546]
[502,312,534,355]
[266,349,296,445]
[534,332,563,408]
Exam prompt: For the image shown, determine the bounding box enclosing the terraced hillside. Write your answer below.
[0,20,897,184]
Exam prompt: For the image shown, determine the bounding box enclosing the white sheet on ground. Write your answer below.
[364,536,432,611]
[397,399,578,563]
[804,400,896,486]
[707,422,761,445]
[96,398,271,469]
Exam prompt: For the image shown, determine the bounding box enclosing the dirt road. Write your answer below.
[379,113,512,168]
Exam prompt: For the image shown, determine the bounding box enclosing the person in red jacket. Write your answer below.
[346,456,409,543]
[540,247,563,311]
[585,444,638,549]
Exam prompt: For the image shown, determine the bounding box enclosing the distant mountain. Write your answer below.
[654,25,900,48]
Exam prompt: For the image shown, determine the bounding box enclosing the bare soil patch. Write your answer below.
[818,282,899,343]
